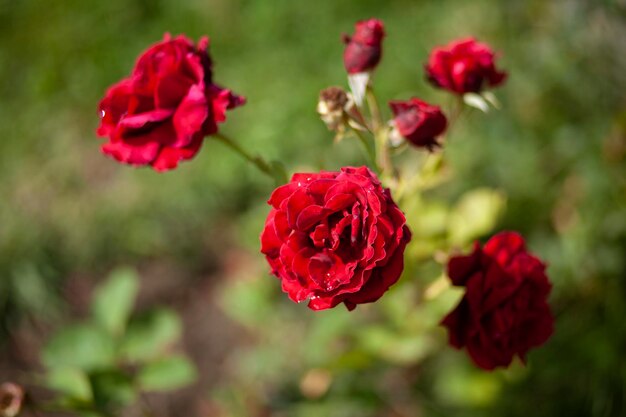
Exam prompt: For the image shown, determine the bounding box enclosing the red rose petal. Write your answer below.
[441,231,554,370]
[172,84,209,148]
[260,166,411,311]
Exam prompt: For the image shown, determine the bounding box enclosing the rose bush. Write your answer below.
[425,37,507,95]
[441,231,554,370]
[97,34,245,171]
[260,166,411,311]
[389,98,447,149]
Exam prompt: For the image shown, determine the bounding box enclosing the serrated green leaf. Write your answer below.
[42,324,116,371]
[448,188,506,246]
[137,356,197,391]
[45,368,93,401]
[92,268,139,337]
[118,308,182,362]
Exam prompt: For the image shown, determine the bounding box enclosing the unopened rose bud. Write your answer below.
[342,19,385,74]
[0,383,24,417]
[389,98,447,150]
[317,86,352,132]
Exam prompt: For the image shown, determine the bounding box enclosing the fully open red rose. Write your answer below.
[441,232,554,370]
[389,98,447,149]
[97,34,245,171]
[342,19,385,74]
[425,37,507,94]
[261,166,411,311]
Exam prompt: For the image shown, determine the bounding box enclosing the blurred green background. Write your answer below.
[1,0,625,416]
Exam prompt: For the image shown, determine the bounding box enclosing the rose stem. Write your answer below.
[366,85,394,179]
[349,126,378,171]
[213,133,282,183]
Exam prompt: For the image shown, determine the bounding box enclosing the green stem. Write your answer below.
[375,129,393,178]
[350,126,377,170]
[444,96,465,141]
[366,85,382,132]
[213,133,279,182]
[366,86,394,178]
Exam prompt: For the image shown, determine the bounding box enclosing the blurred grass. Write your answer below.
[1,0,626,416]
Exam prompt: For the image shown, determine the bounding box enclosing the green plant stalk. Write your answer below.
[213,133,279,182]
[350,126,378,171]
[366,86,394,179]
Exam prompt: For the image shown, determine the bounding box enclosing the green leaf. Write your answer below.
[358,326,435,365]
[90,370,136,411]
[119,308,182,362]
[448,188,506,246]
[137,356,197,391]
[42,324,116,371]
[45,368,93,401]
[92,268,139,336]
[434,366,501,407]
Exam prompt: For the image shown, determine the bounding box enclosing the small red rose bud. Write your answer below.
[389,98,447,150]
[342,19,385,74]
[425,37,507,95]
[0,383,24,417]
[441,232,554,370]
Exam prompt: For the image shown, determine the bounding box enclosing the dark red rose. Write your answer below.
[342,19,385,74]
[441,232,554,370]
[425,37,507,94]
[97,34,245,171]
[389,98,447,149]
[260,166,411,311]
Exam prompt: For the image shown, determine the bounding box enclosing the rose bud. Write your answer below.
[425,37,507,95]
[342,18,385,74]
[441,232,554,370]
[261,166,411,311]
[389,98,447,150]
[317,86,351,132]
[97,34,245,171]
[0,383,24,417]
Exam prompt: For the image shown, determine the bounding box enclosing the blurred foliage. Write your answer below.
[0,0,625,416]
[41,269,196,416]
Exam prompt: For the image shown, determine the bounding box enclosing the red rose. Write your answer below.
[97,34,245,171]
[260,166,411,311]
[425,37,507,94]
[441,232,554,370]
[342,19,385,74]
[389,98,447,149]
